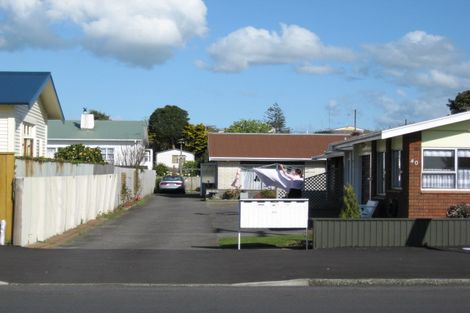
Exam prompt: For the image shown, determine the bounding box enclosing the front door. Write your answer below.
[361,155,371,204]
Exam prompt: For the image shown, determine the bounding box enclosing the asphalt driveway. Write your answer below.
[60,194,242,249]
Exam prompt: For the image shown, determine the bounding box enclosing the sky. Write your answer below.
[1,0,470,132]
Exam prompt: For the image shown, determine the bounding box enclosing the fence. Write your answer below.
[312,218,470,249]
[11,159,156,246]
[0,153,14,244]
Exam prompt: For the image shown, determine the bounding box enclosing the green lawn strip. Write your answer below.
[219,234,308,249]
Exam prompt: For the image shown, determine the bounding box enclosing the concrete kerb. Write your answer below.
[3,279,470,288]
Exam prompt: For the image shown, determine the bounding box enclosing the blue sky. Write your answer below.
[1,0,470,132]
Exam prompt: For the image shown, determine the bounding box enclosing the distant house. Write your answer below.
[47,111,153,169]
[0,72,64,157]
[325,111,470,218]
[155,148,195,170]
[207,133,349,191]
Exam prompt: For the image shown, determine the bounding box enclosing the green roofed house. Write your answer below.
[0,72,64,157]
[47,111,153,169]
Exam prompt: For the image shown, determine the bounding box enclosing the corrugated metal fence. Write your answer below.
[312,218,470,249]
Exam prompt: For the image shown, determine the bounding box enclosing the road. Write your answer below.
[1,285,469,313]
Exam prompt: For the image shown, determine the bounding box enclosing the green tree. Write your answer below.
[55,144,104,164]
[182,123,208,163]
[339,184,360,218]
[148,105,189,151]
[447,90,470,114]
[225,119,272,133]
[89,109,110,120]
[265,103,287,133]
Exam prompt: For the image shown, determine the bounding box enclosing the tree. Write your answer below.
[265,103,287,132]
[182,123,208,163]
[55,144,104,163]
[148,105,189,151]
[119,144,147,168]
[225,119,272,133]
[89,109,110,120]
[447,90,470,114]
[339,184,360,218]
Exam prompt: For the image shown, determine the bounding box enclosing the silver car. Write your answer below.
[159,175,185,193]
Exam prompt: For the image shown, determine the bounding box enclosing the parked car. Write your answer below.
[159,175,185,193]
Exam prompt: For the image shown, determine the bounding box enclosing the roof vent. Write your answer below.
[80,110,95,129]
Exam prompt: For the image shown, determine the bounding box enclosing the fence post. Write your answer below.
[0,153,14,244]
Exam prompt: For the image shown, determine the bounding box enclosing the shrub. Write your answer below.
[447,203,470,218]
[222,189,240,200]
[339,184,360,218]
[154,163,169,176]
[55,144,104,163]
[254,189,276,199]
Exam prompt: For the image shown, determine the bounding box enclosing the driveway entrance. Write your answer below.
[60,194,239,249]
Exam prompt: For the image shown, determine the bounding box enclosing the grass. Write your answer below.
[219,234,309,249]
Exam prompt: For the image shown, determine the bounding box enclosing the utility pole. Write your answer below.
[178,139,184,176]
[353,109,357,131]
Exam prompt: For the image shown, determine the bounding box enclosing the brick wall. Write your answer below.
[405,132,470,218]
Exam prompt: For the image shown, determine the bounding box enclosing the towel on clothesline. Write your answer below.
[253,166,292,191]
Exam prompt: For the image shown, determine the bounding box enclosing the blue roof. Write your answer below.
[0,72,64,120]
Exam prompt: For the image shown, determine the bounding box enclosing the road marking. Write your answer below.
[0,281,8,285]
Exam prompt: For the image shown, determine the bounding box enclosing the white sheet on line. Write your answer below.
[253,167,292,191]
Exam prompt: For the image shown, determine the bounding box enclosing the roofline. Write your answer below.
[381,111,470,139]
[209,157,316,161]
[48,138,144,142]
[47,74,65,121]
[209,132,348,136]
[331,132,381,150]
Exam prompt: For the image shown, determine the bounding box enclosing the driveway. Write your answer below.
[60,194,241,249]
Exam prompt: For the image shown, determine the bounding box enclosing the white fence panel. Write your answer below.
[13,174,119,246]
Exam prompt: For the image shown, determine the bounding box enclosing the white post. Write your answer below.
[0,220,5,245]
[238,231,241,250]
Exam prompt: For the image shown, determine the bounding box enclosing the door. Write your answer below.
[361,155,371,204]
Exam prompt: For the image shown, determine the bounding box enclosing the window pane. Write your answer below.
[376,152,385,194]
[423,150,454,171]
[458,150,470,188]
[391,150,401,188]
[423,174,455,189]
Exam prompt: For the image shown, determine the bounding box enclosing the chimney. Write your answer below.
[80,108,95,129]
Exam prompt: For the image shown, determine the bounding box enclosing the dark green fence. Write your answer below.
[312,218,470,249]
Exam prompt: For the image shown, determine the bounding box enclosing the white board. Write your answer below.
[239,199,309,229]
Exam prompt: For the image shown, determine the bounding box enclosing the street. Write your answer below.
[1,285,469,313]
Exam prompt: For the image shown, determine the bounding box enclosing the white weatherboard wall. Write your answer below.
[13,174,119,246]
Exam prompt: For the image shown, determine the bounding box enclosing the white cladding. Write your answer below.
[14,101,48,157]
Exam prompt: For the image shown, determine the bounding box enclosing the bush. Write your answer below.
[55,144,104,163]
[447,203,470,218]
[154,163,169,176]
[222,189,240,200]
[339,184,360,218]
[254,189,276,199]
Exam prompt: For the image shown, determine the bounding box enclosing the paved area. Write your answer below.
[60,194,298,249]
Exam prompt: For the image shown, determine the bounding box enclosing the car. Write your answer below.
[159,175,185,193]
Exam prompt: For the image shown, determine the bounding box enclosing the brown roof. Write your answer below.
[208,133,349,161]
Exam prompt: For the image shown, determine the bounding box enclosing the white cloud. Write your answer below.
[0,0,207,67]
[363,31,470,91]
[206,24,355,72]
[296,64,339,75]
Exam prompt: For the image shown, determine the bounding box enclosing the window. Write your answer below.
[172,155,186,164]
[376,152,385,195]
[22,122,35,157]
[100,148,115,164]
[391,150,402,189]
[422,149,470,189]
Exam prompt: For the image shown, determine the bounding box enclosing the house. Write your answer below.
[0,72,64,157]
[47,111,153,169]
[155,148,195,170]
[207,133,349,191]
[325,111,470,218]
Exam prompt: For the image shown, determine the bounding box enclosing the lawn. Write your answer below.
[218,234,310,249]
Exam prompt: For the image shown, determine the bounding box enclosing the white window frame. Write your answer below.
[421,147,470,190]
[100,147,115,164]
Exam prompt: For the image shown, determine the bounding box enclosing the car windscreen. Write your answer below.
[162,176,183,181]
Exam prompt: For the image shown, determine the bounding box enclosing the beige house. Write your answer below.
[0,72,64,157]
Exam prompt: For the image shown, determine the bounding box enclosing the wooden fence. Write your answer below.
[0,153,14,244]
